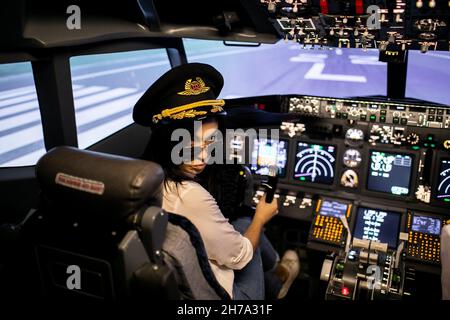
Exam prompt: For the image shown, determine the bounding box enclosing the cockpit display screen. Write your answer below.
[250,139,288,177]
[353,207,401,248]
[293,142,336,184]
[367,151,413,196]
[412,214,441,235]
[437,159,450,202]
[318,200,348,218]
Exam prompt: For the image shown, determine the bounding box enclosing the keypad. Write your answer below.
[311,215,344,244]
[407,231,441,263]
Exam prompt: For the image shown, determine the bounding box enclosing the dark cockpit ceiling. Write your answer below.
[0,0,450,302]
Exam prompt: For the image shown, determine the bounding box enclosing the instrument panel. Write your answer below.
[259,0,450,53]
[230,94,450,272]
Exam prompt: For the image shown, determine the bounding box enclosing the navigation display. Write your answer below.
[318,200,348,218]
[353,207,401,248]
[412,214,441,235]
[367,151,413,196]
[437,159,450,202]
[293,142,336,185]
[250,139,288,177]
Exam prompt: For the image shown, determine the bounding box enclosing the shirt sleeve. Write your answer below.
[178,183,253,270]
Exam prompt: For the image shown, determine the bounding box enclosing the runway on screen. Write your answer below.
[0,41,448,166]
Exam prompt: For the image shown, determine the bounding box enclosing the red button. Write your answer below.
[341,287,350,296]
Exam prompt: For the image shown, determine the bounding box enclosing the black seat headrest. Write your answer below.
[36,146,164,222]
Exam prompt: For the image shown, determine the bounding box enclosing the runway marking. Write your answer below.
[78,113,133,149]
[0,92,38,108]
[289,53,329,63]
[304,63,367,82]
[0,86,36,99]
[0,86,141,165]
[0,87,136,131]
[0,86,108,117]
[74,92,141,128]
[1,147,45,167]
[290,53,370,82]
[349,55,385,66]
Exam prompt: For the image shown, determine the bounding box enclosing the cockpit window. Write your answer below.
[406,51,450,105]
[70,49,171,149]
[183,38,387,99]
[0,62,45,167]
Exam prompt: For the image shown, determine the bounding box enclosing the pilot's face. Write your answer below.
[179,119,219,177]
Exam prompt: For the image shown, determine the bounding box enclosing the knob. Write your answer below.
[443,140,450,149]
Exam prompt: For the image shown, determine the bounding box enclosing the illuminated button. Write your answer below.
[442,140,450,149]
[341,287,350,296]
[370,115,377,122]
[336,263,345,271]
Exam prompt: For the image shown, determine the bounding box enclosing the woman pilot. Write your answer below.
[132,62,299,300]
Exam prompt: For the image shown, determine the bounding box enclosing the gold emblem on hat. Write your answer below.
[177,77,210,96]
[152,99,225,124]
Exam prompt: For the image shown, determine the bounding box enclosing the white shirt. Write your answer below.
[162,180,253,298]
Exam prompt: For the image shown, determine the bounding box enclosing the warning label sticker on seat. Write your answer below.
[55,172,105,195]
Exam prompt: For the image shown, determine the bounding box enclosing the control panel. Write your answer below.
[405,210,447,263]
[230,93,449,278]
[310,198,352,245]
[260,0,450,53]
[286,95,450,129]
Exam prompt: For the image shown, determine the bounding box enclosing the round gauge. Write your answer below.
[340,169,359,188]
[406,133,420,146]
[391,129,405,145]
[343,149,362,168]
[345,128,364,147]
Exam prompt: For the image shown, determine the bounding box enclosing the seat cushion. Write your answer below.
[163,213,230,300]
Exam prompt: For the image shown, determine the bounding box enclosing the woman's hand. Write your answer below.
[244,194,279,251]
[254,194,279,225]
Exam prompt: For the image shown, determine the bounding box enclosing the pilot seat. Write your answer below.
[23,146,229,301]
